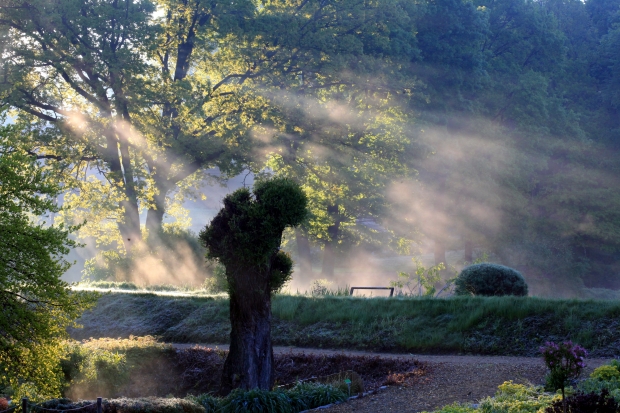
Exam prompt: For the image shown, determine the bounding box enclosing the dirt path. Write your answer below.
[172,344,612,412]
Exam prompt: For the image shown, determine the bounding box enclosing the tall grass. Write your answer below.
[72,292,620,356]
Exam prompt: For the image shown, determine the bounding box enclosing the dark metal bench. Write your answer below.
[349,287,394,297]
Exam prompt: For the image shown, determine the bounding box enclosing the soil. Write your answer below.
[176,344,612,413]
[318,353,611,413]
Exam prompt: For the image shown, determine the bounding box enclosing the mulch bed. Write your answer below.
[174,346,427,395]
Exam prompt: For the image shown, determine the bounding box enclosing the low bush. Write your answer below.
[0,398,9,410]
[578,378,620,401]
[60,342,129,398]
[577,359,620,399]
[591,365,620,381]
[184,394,219,413]
[219,388,295,413]
[424,403,477,413]
[454,263,528,296]
[545,389,618,413]
[478,381,558,413]
[39,398,205,413]
[288,382,347,409]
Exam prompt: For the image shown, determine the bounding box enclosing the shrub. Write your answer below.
[545,389,618,413]
[0,398,9,410]
[288,382,347,409]
[219,388,294,413]
[591,365,620,381]
[540,341,587,393]
[478,381,558,413]
[454,263,528,296]
[429,403,477,413]
[60,342,129,398]
[578,377,620,398]
[40,398,205,413]
[185,394,219,413]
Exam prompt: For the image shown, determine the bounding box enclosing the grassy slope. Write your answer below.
[70,292,620,357]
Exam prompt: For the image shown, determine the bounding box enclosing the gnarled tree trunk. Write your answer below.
[220,271,274,395]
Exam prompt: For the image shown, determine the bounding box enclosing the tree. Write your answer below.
[199,178,307,394]
[243,0,422,276]
[0,0,257,255]
[0,124,94,399]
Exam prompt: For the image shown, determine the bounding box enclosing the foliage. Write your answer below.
[541,340,587,411]
[219,388,295,413]
[577,359,620,399]
[0,0,260,257]
[287,382,347,410]
[390,260,448,297]
[454,264,528,297]
[200,178,307,294]
[184,394,219,413]
[310,279,333,297]
[545,389,618,413]
[0,125,96,401]
[60,342,129,399]
[202,263,228,294]
[591,365,620,381]
[578,377,620,400]
[424,403,477,413]
[40,398,205,413]
[478,381,558,413]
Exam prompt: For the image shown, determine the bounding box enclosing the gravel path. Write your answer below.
[173,344,612,413]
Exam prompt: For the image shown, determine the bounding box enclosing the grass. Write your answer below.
[70,292,620,356]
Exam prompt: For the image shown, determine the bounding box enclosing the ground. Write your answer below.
[318,353,610,412]
[178,345,610,413]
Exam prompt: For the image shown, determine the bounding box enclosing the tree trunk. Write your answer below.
[434,239,446,266]
[321,205,340,277]
[295,227,313,276]
[464,239,473,263]
[220,277,273,395]
[104,132,141,253]
[145,189,167,239]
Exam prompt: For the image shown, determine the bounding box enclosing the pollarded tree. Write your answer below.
[199,178,307,394]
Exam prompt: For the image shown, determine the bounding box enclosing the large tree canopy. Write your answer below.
[0,0,258,254]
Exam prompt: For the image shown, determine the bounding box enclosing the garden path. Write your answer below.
[172,344,611,412]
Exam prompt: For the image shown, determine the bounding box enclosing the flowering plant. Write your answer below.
[540,340,587,413]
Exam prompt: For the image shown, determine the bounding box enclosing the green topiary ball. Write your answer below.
[454,263,528,296]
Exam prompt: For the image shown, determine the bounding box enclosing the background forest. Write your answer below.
[1,0,620,298]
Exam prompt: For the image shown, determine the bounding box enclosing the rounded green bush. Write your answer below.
[454,263,528,297]
[591,365,620,381]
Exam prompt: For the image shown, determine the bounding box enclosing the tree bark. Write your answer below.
[295,227,313,276]
[321,205,340,277]
[220,273,274,395]
[104,131,141,253]
[145,192,166,239]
